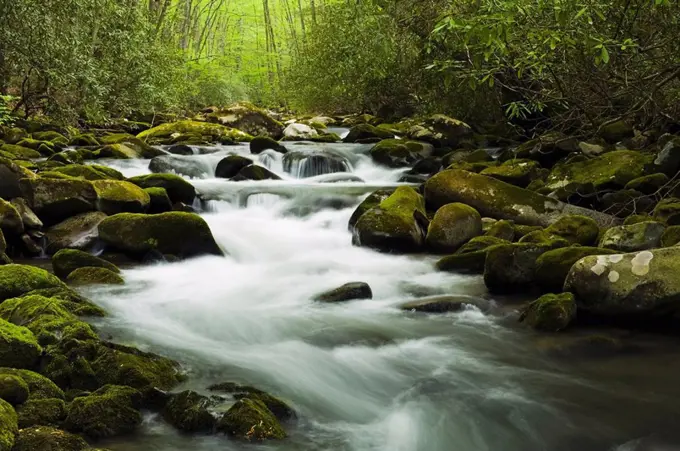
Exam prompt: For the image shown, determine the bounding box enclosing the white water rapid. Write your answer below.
[84,138,680,451]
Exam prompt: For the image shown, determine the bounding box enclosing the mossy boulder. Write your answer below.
[0,157,37,200]
[250,136,287,154]
[1,127,27,144]
[232,164,281,181]
[625,173,669,194]
[599,221,665,252]
[424,169,618,228]
[654,137,680,176]
[457,236,508,254]
[11,426,87,451]
[127,174,196,205]
[0,369,64,400]
[369,139,433,168]
[66,267,124,286]
[137,120,251,145]
[535,246,618,293]
[10,198,42,229]
[148,154,212,179]
[348,189,395,231]
[98,212,222,259]
[20,287,106,318]
[144,187,173,213]
[421,115,473,148]
[52,249,119,280]
[0,319,41,369]
[16,398,66,428]
[313,282,372,303]
[564,247,680,317]
[0,265,65,302]
[598,120,634,143]
[661,226,680,247]
[32,131,67,144]
[0,398,18,451]
[545,215,600,246]
[65,385,142,439]
[353,186,427,253]
[517,230,570,247]
[0,199,23,235]
[484,219,515,241]
[343,124,394,143]
[19,178,97,225]
[519,293,576,331]
[480,159,544,188]
[206,103,283,139]
[69,134,100,147]
[436,243,505,274]
[652,198,680,225]
[215,155,254,179]
[162,390,216,433]
[425,203,482,253]
[484,242,564,294]
[217,398,286,440]
[506,132,579,167]
[0,144,41,160]
[48,164,123,181]
[0,375,29,405]
[0,230,7,265]
[91,179,150,215]
[44,212,108,254]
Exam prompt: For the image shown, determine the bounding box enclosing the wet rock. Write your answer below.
[369,139,433,168]
[480,159,544,188]
[92,179,150,215]
[66,267,124,286]
[661,225,680,247]
[313,282,372,303]
[69,133,100,147]
[654,137,680,176]
[348,189,395,230]
[436,237,506,274]
[251,136,287,154]
[0,199,23,235]
[353,186,427,253]
[484,242,564,294]
[596,189,653,218]
[408,156,442,175]
[98,212,222,259]
[166,144,193,155]
[484,220,515,241]
[206,103,283,139]
[128,174,196,205]
[599,221,665,252]
[519,293,576,331]
[652,198,680,225]
[424,169,618,228]
[535,246,618,293]
[144,187,173,213]
[564,247,680,316]
[12,425,87,451]
[625,173,669,194]
[162,390,216,433]
[0,319,41,369]
[137,120,252,145]
[0,374,29,405]
[282,151,349,177]
[16,398,66,428]
[0,368,64,401]
[0,264,65,301]
[232,164,281,181]
[518,230,571,247]
[0,157,37,200]
[215,155,254,179]
[343,124,394,143]
[1,127,27,144]
[544,215,600,246]
[65,385,142,439]
[283,123,318,140]
[0,143,41,160]
[9,198,42,229]
[217,398,286,440]
[0,398,18,451]
[507,132,579,167]
[578,141,607,157]
[44,211,108,254]
[149,154,211,179]
[598,120,634,144]
[425,203,482,253]
[19,178,97,226]
[399,295,490,313]
[420,115,473,148]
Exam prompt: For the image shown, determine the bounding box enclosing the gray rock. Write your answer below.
[399,295,490,313]
[599,221,665,252]
[313,282,372,303]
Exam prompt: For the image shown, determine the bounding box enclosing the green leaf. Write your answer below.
[601,46,609,64]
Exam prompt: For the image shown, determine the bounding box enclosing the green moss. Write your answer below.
[480,159,544,188]
[21,288,106,318]
[0,398,18,451]
[66,267,124,286]
[17,138,57,156]
[68,134,100,147]
[2,127,28,144]
[598,120,634,143]
[19,178,97,225]
[514,224,543,238]
[0,368,64,400]
[127,174,196,205]
[661,225,680,247]
[520,293,576,331]
[484,219,515,241]
[484,242,564,294]
[535,246,618,293]
[456,236,509,254]
[625,173,669,194]
[0,319,42,369]
[48,150,83,165]
[217,398,286,440]
[12,425,87,451]
[99,133,136,145]
[436,245,504,274]
[65,385,142,439]
[0,375,29,405]
[426,203,482,253]
[0,265,65,302]
[348,189,395,230]
[98,212,222,258]
[0,199,23,234]
[343,124,394,143]
[369,139,430,167]
[16,398,66,428]
[137,121,251,145]
[0,143,41,160]
[91,179,150,215]
[598,221,665,252]
[653,198,680,225]
[44,212,108,255]
[545,215,600,245]
[144,187,172,213]
[32,131,68,144]
[49,164,123,181]
[623,214,652,226]
[162,390,216,432]
[52,249,119,280]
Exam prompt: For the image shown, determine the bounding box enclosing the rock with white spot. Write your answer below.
[564,247,680,317]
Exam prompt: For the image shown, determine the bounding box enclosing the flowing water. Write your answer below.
[83,137,680,451]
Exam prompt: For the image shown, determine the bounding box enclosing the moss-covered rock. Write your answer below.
[206,103,283,139]
[0,265,65,302]
[424,169,618,228]
[48,164,123,181]
[545,215,600,246]
[0,375,29,405]
[64,385,142,439]
[143,187,172,214]
[598,120,634,143]
[348,189,395,231]
[217,398,286,440]
[436,243,505,274]
[535,246,618,293]
[599,221,665,252]
[47,150,84,165]
[399,295,490,313]
[127,174,196,205]
[353,186,427,253]
[66,267,124,286]
[456,236,508,254]
[484,242,564,294]
[661,226,680,247]
[69,134,100,147]
[31,131,67,144]
[215,155,254,179]
[624,214,652,226]
[0,144,41,160]
[98,212,222,259]
[425,203,482,253]
[9,198,42,230]
[0,199,23,235]
[518,230,571,247]
[507,132,579,167]
[313,282,372,303]
[519,293,576,331]
[250,136,287,154]
[0,319,41,369]
[137,120,251,145]
[0,157,37,200]
[11,425,87,451]
[1,127,27,144]
[95,137,164,159]
[52,249,119,280]
[652,198,680,225]
[16,398,66,428]
[21,287,106,318]
[232,164,281,181]
[91,179,150,215]
[484,219,515,241]
[480,159,544,188]
[344,124,396,143]
[44,212,108,254]
[369,139,432,168]
[0,369,63,401]
[0,398,18,451]
[19,178,97,225]
[0,230,7,265]
[162,390,216,433]
[420,115,473,148]
[624,173,669,195]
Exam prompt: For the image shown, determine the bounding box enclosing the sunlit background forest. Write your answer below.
[1,0,678,132]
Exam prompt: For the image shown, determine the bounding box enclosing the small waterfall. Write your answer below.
[258,149,284,174]
[283,152,352,178]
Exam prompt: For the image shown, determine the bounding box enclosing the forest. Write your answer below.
[1,0,678,134]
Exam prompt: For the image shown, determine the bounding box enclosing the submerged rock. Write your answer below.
[250,136,287,154]
[65,385,142,439]
[149,154,212,179]
[162,390,216,433]
[519,293,576,331]
[44,212,108,254]
[217,398,286,440]
[599,221,665,252]
[425,203,482,253]
[399,295,490,313]
[11,425,87,451]
[313,282,372,303]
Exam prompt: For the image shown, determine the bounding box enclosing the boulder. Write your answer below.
[11,426,87,451]
[0,265,65,301]
[598,120,634,143]
[0,144,41,160]
[65,385,142,439]
[0,368,64,400]
[217,398,286,440]
[507,132,579,167]
[535,246,618,293]
[16,398,66,428]
[215,155,254,179]
[69,133,100,147]
[544,215,600,246]
[564,247,680,317]
[352,186,427,253]
[422,115,473,148]
[162,390,216,433]
[596,189,653,218]
[98,212,222,258]
[0,398,18,451]
[1,127,27,144]
[166,144,194,155]
[519,293,576,331]
[9,198,42,229]
[91,179,150,215]
[654,137,680,176]
[127,174,196,205]
[19,178,97,225]
[0,157,37,200]
[144,187,173,213]
[652,198,680,225]
[52,249,119,280]
[599,221,665,252]
[425,203,482,253]
[148,154,211,179]
[251,136,287,154]
[369,139,433,168]
[283,123,318,140]
[313,282,372,303]
[424,170,619,228]
[484,220,515,241]
[518,230,571,247]
[348,189,395,230]
[44,212,107,254]
[661,226,680,247]
[480,159,544,188]
[66,267,125,286]
[484,242,564,294]
[0,375,29,406]
[232,164,281,181]
[625,173,669,194]
[137,120,251,145]
[207,103,283,139]
[0,199,23,235]
[282,151,349,178]
[399,295,490,313]
[32,131,67,144]
[343,124,394,143]
[0,319,41,369]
